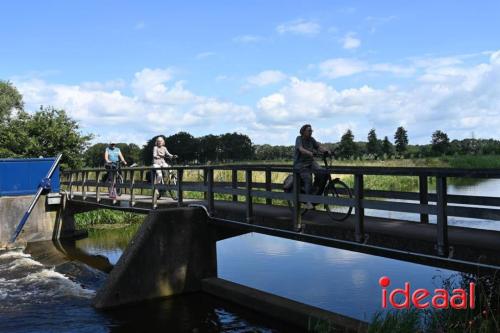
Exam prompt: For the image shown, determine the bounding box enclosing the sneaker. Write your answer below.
[304,202,314,210]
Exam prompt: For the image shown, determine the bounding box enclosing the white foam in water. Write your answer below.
[0,250,95,309]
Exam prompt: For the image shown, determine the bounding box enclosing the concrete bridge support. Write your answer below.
[93,207,218,309]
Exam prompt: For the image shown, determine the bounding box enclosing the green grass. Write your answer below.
[74,209,145,229]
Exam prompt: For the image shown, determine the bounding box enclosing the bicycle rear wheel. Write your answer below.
[115,173,124,196]
[324,178,353,221]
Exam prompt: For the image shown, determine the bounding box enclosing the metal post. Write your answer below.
[292,170,301,231]
[177,168,183,207]
[436,176,449,257]
[82,171,87,200]
[207,168,214,216]
[232,169,238,202]
[246,169,253,223]
[140,170,144,195]
[265,167,272,205]
[419,175,429,224]
[203,168,208,201]
[130,170,135,207]
[96,170,101,202]
[354,174,365,243]
[69,172,74,199]
[152,168,158,209]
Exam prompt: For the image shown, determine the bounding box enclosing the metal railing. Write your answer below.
[60,164,500,258]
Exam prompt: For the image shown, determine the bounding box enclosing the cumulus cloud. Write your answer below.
[247,70,287,86]
[341,33,361,49]
[257,52,500,142]
[11,51,500,145]
[276,19,320,35]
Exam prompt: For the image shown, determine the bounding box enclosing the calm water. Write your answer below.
[1,179,498,331]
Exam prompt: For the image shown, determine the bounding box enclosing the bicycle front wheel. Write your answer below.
[115,173,124,196]
[167,172,178,200]
[324,178,353,221]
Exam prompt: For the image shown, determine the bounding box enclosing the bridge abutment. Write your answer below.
[93,207,217,309]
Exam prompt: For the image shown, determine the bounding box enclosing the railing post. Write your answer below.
[419,175,429,224]
[436,176,449,257]
[246,169,254,223]
[96,170,101,202]
[207,168,214,216]
[354,174,365,243]
[140,170,144,195]
[265,167,272,205]
[69,172,74,199]
[177,168,183,207]
[129,169,135,207]
[82,171,87,200]
[232,169,238,202]
[203,168,208,201]
[152,168,158,209]
[292,170,302,231]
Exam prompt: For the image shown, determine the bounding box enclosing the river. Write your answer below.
[1,179,499,332]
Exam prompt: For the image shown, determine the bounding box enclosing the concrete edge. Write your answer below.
[201,277,369,333]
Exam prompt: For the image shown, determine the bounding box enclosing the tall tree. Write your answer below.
[219,132,254,162]
[0,80,23,122]
[338,129,357,158]
[366,128,381,158]
[431,130,450,155]
[394,126,409,155]
[166,132,198,163]
[198,134,220,163]
[381,136,393,156]
[0,106,92,168]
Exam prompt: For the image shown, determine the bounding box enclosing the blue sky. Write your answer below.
[2,1,499,145]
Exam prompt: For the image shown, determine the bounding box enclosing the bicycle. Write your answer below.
[284,151,353,221]
[152,156,178,200]
[105,161,124,199]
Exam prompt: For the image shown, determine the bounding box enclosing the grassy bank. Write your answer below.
[74,209,145,229]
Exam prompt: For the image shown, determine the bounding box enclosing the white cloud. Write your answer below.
[319,58,367,78]
[233,35,264,43]
[319,58,415,78]
[11,51,500,146]
[196,51,216,59]
[341,33,361,49]
[247,70,287,86]
[276,19,320,36]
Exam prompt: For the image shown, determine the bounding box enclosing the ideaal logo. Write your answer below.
[379,276,475,309]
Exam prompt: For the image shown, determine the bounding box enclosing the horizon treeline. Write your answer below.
[84,127,500,166]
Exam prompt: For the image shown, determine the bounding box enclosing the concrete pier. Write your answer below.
[93,207,217,309]
[0,194,61,247]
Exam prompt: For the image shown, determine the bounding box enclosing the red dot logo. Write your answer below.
[379,276,391,287]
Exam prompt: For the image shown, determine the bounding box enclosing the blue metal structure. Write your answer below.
[0,157,60,196]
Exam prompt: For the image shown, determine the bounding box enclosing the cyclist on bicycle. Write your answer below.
[294,124,330,209]
[104,142,127,198]
[152,136,177,183]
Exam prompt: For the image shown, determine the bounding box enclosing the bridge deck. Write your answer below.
[68,191,500,272]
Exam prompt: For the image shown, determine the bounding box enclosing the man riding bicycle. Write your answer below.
[104,142,127,198]
[294,124,330,209]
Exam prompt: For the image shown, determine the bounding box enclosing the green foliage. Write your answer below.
[338,129,357,158]
[366,128,381,158]
[254,144,293,160]
[431,130,450,155]
[74,209,144,229]
[381,136,393,156]
[0,106,92,169]
[0,80,23,122]
[368,309,421,333]
[394,126,409,155]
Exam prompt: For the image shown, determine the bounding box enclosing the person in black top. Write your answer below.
[294,124,330,209]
